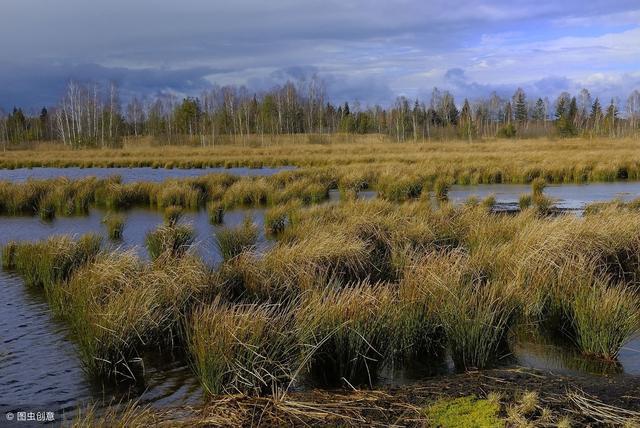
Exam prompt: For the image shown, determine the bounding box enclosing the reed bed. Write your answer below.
[4,137,640,186]
[4,183,640,399]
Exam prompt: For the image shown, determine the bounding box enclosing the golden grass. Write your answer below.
[3,136,640,184]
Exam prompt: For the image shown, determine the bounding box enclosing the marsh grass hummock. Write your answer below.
[215,216,258,261]
[145,224,195,260]
[102,213,125,240]
[189,298,300,395]
[296,283,394,386]
[1,234,102,290]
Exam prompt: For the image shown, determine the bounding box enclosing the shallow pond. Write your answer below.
[0,166,295,183]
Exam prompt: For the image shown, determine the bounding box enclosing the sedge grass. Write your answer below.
[145,224,195,260]
[215,216,258,261]
[207,201,225,224]
[568,281,640,360]
[1,234,102,290]
[189,298,300,395]
[163,205,183,226]
[49,250,210,378]
[102,213,125,240]
[296,283,394,386]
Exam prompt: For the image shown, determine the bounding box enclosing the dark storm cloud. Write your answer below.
[0,0,639,108]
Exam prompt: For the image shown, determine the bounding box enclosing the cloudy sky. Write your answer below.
[1,0,639,110]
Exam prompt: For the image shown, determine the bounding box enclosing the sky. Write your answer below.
[1,0,639,110]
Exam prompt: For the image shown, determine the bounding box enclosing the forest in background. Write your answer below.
[1,78,640,148]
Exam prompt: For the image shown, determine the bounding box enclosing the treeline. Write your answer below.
[1,79,639,148]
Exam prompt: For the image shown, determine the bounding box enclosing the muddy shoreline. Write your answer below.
[93,367,640,427]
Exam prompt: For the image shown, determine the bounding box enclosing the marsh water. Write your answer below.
[449,181,640,210]
[2,171,640,418]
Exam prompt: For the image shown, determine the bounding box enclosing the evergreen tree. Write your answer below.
[532,98,545,122]
[513,89,527,125]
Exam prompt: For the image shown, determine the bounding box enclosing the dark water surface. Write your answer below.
[0,166,295,183]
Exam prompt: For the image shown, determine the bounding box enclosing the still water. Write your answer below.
[449,181,640,210]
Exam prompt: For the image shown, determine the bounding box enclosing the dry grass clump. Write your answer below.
[189,298,300,395]
[264,203,295,235]
[70,402,157,428]
[222,178,273,208]
[50,250,210,378]
[215,217,258,261]
[207,201,225,224]
[102,213,125,240]
[235,231,371,300]
[163,204,184,226]
[338,170,373,200]
[154,182,201,209]
[273,178,330,205]
[1,234,102,290]
[376,173,424,202]
[434,177,450,202]
[145,224,195,260]
[98,180,156,209]
[519,193,532,210]
[296,283,394,386]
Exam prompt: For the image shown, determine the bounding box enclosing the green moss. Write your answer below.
[425,396,503,428]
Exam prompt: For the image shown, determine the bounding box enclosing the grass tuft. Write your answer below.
[189,298,300,395]
[215,216,259,261]
[102,213,125,240]
[145,224,195,260]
